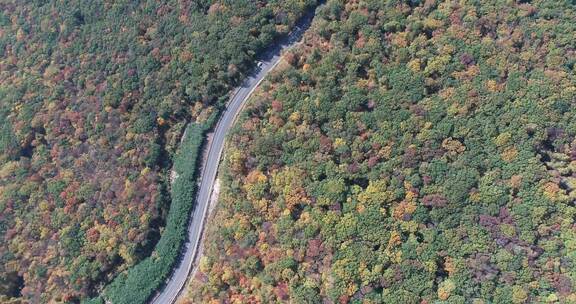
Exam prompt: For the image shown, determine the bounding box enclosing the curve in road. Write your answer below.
[150,6,320,304]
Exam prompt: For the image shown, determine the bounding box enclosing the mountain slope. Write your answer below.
[185,0,576,303]
[0,0,315,302]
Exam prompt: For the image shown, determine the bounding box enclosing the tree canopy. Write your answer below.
[0,0,315,302]
[184,0,576,303]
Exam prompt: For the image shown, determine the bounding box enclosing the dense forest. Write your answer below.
[184,0,576,303]
[0,0,316,302]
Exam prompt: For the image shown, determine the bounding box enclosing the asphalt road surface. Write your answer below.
[150,7,318,304]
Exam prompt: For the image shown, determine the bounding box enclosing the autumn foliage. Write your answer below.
[0,0,316,302]
[185,0,576,303]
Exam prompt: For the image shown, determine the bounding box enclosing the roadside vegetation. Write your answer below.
[0,0,316,302]
[95,123,203,304]
[185,0,576,303]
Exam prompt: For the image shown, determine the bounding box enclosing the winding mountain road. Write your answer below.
[150,7,318,304]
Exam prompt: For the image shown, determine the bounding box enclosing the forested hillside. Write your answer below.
[185,0,576,303]
[0,0,316,302]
